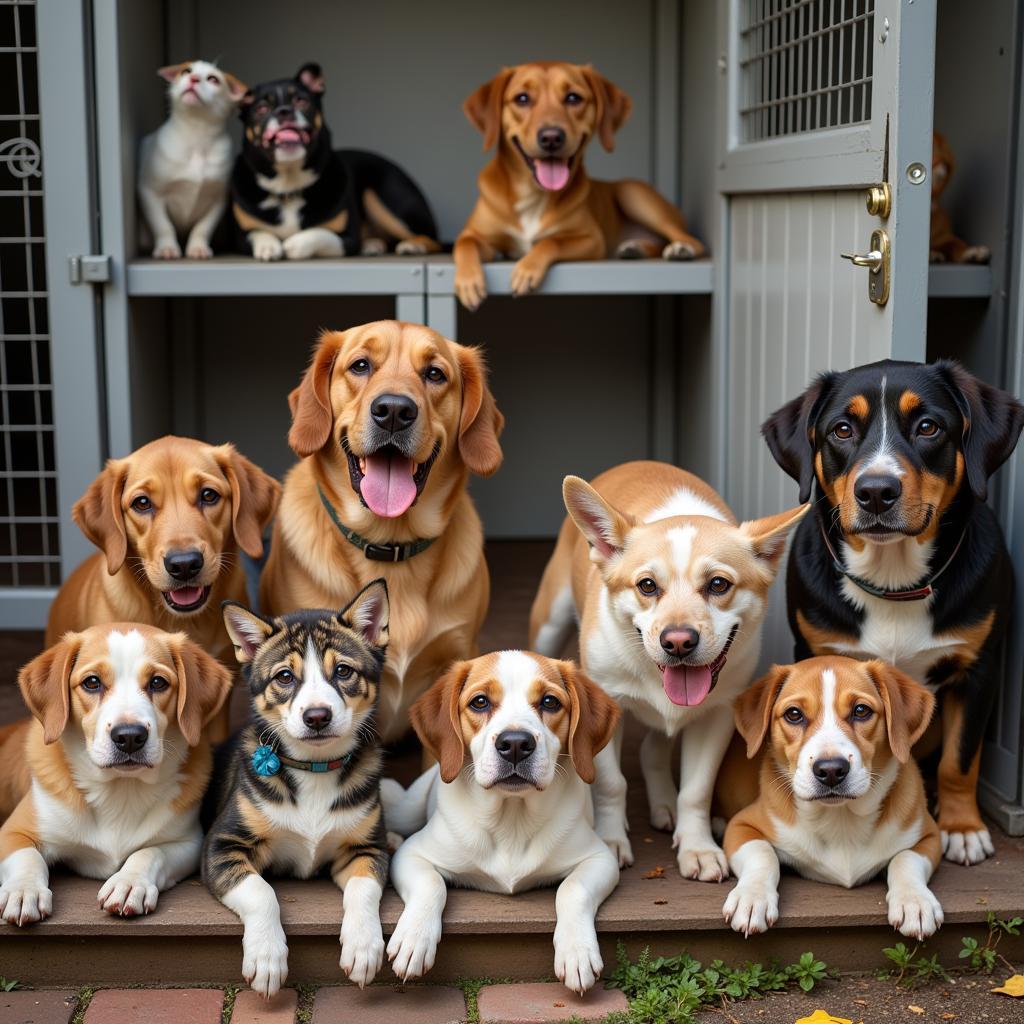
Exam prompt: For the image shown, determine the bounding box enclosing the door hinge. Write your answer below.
[68,254,112,285]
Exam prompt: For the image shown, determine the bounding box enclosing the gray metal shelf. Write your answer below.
[927,263,993,298]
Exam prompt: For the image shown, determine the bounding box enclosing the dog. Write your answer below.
[722,657,942,941]
[380,651,620,993]
[762,359,1024,865]
[47,436,281,677]
[529,462,808,879]
[232,63,440,261]
[203,581,390,997]
[930,132,990,264]
[0,624,231,925]
[138,60,247,259]
[259,321,504,741]
[453,62,705,309]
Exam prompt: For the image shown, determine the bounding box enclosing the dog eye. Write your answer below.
[513,92,530,106]
[564,91,583,106]
[81,675,103,692]
[424,365,447,384]
[334,664,354,681]
[295,96,310,109]
[349,358,372,376]
[832,421,854,440]
[149,675,169,693]
[130,495,153,513]
[468,694,491,711]
[783,706,805,725]
[636,577,658,596]
[539,694,562,712]
[275,669,296,685]
[206,75,219,85]
[852,703,873,720]
[916,418,940,437]
[708,576,732,596]
[199,488,220,506]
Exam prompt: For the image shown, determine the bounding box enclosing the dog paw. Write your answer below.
[185,239,213,259]
[723,883,779,936]
[250,233,284,262]
[554,926,603,994]
[675,837,730,882]
[455,271,487,311]
[241,923,289,998]
[888,886,944,940]
[360,237,387,256]
[395,238,428,255]
[510,257,546,296]
[599,831,634,869]
[340,914,385,988]
[615,239,650,259]
[649,804,675,832]
[961,245,991,264]
[387,909,441,981]
[153,240,181,259]
[941,828,995,866]
[0,882,52,926]
[663,240,700,260]
[97,870,159,917]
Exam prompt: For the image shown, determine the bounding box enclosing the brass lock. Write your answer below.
[865,182,892,218]
[840,228,890,306]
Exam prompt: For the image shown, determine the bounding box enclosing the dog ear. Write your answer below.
[463,68,513,151]
[740,503,811,579]
[761,372,838,503]
[339,578,390,650]
[223,71,248,102]
[865,661,935,764]
[157,62,190,83]
[222,603,276,664]
[215,445,281,559]
[73,459,129,575]
[936,359,1024,502]
[296,62,325,95]
[455,344,504,477]
[410,661,471,784]
[18,635,82,744]
[289,331,343,457]
[581,66,632,152]
[562,476,634,563]
[559,661,620,784]
[734,665,789,759]
[172,635,234,747]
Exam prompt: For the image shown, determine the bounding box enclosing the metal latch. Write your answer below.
[68,255,112,285]
[840,228,890,306]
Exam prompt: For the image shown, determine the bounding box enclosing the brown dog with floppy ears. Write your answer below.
[453,62,705,309]
[47,437,280,672]
[259,321,504,741]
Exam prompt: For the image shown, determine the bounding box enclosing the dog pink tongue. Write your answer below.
[169,586,202,606]
[535,158,570,190]
[360,451,418,518]
[662,664,713,706]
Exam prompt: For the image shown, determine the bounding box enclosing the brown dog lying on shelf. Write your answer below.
[930,132,989,264]
[453,62,705,309]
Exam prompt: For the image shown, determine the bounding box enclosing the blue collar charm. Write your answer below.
[251,742,353,777]
[252,744,281,777]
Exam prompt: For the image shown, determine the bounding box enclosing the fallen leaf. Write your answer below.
[908,1007,925,1015]
[794,1012,852,1024]
[854,1000,868,1007]
[941,1014,956,1020]
[977,896,989,905]
[653,898,668,905]
[992,974,1024,997]
[642,865,666,879]
[643,837,654,844]
[554,1002,565,1008]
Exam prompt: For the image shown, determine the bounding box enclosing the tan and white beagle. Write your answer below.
[722,656,943,940]
[381,651,620,993]
[0,624,231,926]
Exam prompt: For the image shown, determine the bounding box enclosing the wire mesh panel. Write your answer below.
[739,0,875,143]
[0,0,59,587]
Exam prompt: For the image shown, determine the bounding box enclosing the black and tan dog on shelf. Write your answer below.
[762,359,1024,867]
[231,62,440,261]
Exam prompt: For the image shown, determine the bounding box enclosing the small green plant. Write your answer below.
[959,912,1022,975]
[879,942,950,988]
[607,943,833,1023]
[0,977,18,992]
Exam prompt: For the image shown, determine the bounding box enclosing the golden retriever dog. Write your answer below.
[47,436,279,739]
[453,62,705,309]
[260,320,504,741]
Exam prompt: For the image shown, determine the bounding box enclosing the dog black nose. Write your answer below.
[370,393,419,434]
[302,707,333,731]
[812,757,850,788]
[164,549,203,581]
[660,626,700,657]
[274,105,294,120]
[495,729,536,765]
[111,723,149,754]
[854,474,902,514]
[537,126,566,152]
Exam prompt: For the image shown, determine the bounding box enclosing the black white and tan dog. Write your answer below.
[232,63,440,260]
[762,359,1024,865]
[202,581,390,997]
